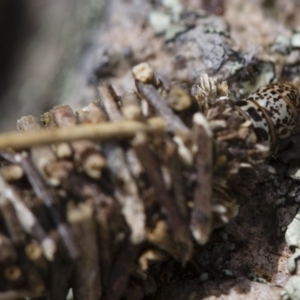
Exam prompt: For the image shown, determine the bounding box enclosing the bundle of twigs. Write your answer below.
[0,63,267,300]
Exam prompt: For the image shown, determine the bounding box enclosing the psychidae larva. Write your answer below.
[235,82,300,150]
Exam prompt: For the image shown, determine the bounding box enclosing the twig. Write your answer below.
[49,255,73,300]
[190,113,213,245]
[124,148,144,183]
[0,151,25,247]
[0,118,166,150]
[165,139,188,218]
[98,84,123,122]
[102,143,146,244]
[0,165,23,182]
[99,84,144,181]
[68,201,102,300]
[135,81,189,133]
[0,174,56,261]
[0,195,26,245]
[1,135,76,258]
[133,133,193,263]
[61,171,116,285]
[105,239,140,300]
[99,84,146,244]
[0,151,17,165]
[18,152,79,260]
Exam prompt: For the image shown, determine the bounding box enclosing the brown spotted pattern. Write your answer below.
[235,82,300,149]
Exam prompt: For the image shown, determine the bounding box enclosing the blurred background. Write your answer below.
[0,1,106,130]
[1,0,300,131]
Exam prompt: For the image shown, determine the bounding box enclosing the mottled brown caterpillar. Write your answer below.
[235,82,300,150]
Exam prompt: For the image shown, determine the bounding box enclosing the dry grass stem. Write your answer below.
[0,118,166,150]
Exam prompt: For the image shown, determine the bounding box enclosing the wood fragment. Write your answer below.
[0,165,23,182]
[68,201,102,300]
[61,171,116,285]
[0,235,46,296]
[42,109,74,159]
[121,91,142,120]
[166,86,192,111]
[49,105,106,178]
[20,257,46,294]
[53,142,73,159]
[146,220,187,260]
[0,233,18,263]
[132,63,156,84]
[77,102,107,124]
[3,266,22,282]
[0,290,42,300]
[25,241,48,277]
[1,264,24,293]
[17,115,41,132]
[138,249,166,272]
[43,160,74,185]
[17,116,62,187]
